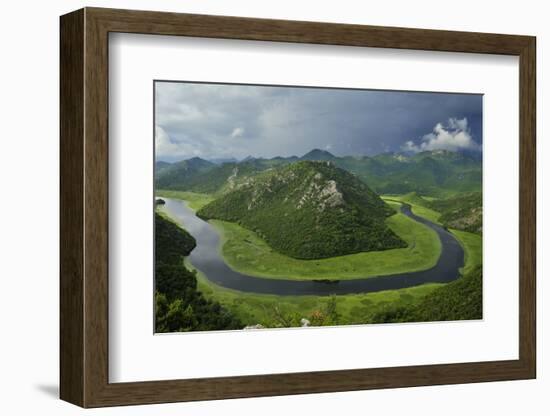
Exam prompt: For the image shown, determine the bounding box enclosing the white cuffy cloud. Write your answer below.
[402,117,480,153]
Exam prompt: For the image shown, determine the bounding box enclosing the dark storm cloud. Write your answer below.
[155,81,482,162]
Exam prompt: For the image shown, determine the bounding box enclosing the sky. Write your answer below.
[155,81,482,162]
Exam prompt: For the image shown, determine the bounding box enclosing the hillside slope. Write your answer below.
[336,150,482,196]
[429,192,482,233]
[155,157,216,190]
[197,161,406,259]
[156,150,481,196]
[154,213,242,332]
[370,266,482,323]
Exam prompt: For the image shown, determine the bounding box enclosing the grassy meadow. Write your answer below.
[156,190,214,210]
[193,263,444,328]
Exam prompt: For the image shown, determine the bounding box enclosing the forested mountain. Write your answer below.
[155,161,172,174]
[197,161,406,259]
[335,150,482,195]
[155,149,482,197]
[154,213,242,332]
[300,148,336,161]
[155,158,261,194]
[155,157,216,190]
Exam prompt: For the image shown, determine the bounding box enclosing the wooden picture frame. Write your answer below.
[60,7,536,408]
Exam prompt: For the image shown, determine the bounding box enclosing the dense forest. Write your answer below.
[369,266,482,323]
[197,161,406,259]
[154,213,243,332]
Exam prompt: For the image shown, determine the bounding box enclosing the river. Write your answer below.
[161,198,464,296]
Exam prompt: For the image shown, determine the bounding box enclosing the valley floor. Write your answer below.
[194,264,444,328]
[157,189,482,328]
[158,191,444,281]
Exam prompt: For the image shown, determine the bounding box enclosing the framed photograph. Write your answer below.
[60,7,536,408]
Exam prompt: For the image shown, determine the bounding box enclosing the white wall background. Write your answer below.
[0,0,545,414]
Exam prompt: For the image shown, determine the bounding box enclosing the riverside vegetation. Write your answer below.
[154,213,242,332]
[155,149,483,331]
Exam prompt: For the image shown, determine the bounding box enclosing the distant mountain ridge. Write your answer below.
[197,161,406,259]
[300,148,336,161]
[155,157,217,191]
[155,148,482,197]
[208,157,238,165]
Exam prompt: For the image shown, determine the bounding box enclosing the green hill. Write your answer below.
[197,161,406,259]
[154,213,242,332]
[335,150,481,196]
[155,157,216,190]
[370,266,482,323]
[428,192,482,233]
[183,162,261,194]
[155,161,172,174]
[156,159,262,194]
[300,148,336,161]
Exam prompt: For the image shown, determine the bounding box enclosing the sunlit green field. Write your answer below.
[381,194,442,224]
[156,190,214,210]
[451,228,482,274]
[192,264,443,327]
[191,228,482,328]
